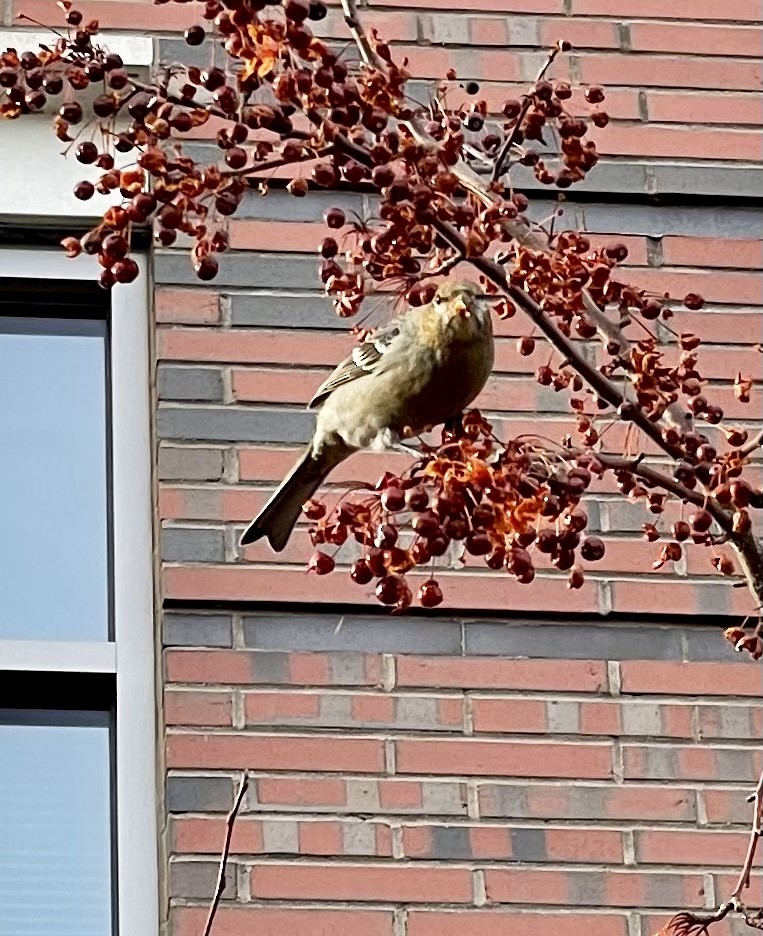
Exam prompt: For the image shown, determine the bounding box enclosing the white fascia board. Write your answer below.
[0,30,153,220]
[0,30,154,67]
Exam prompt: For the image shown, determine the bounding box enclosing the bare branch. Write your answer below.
[492,43,564,181]
[738,428,763,459]
[201,771,249,936]
[339,0,384,70]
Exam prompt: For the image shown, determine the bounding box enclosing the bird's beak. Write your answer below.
[453,298,471,318]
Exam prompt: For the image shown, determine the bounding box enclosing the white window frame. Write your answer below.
[0,247,158,936]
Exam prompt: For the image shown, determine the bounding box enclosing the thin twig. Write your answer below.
[492,43,563,181]
[730,770,763,900]
[738,428,763,459]
[201,771,249,936]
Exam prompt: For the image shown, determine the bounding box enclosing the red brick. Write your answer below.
[661,237,763,270]
[635,830,751,867]
[351,695,396,723]
[172,816,264,854]
[13,0,200,30]
[579,54,761,91]
[630,23,762,57]
[378,780,424,810]
[171,906,393,936]
[373,0,563,10]
[298,820,344,856]
[609,580,756,618]
[471,825,513,859]
[620,661,762,698]
[623,744,763,782]
[593,124,762,163]
[469,17,509,46]
[396,657,608,692]
[484,868,704,907]
[575,702,619,735]
[703,788,757,825]
[539,17,619,49]
[229,220,346,252]
[408,910,628,936]
[155,289,219,325]
[438,698,465,727]
[478,782,697,822]
[571,0,762,19]
[546,828,624,864]
[164,689,232,727]
[250,863,474,903]
[165,649,252,685]
[395,739,613,778]
[624,267,763,307]
[158,327,351,366]
[697,704,762,739]
[244,691,321,723]
[471,698,548,733]
[257,776,347,808]
[647,92,763,126]
[166,732,385,772]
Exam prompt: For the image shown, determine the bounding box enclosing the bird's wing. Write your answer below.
[307,319,403,409]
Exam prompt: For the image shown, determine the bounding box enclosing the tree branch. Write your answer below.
[339,0,382,70]
[201,771,249,936]
[492,43,564,181]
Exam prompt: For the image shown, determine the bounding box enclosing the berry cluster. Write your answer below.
[305,411,610,610]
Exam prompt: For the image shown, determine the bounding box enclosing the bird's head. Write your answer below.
[433,280,490,323]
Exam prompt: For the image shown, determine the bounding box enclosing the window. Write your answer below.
[0,250,157,935]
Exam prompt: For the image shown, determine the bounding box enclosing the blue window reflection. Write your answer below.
[0,715,113,935]
[0,319,109,640]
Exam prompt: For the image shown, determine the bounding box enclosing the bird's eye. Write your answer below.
[434,295,444,305]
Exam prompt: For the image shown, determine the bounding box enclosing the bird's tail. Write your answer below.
[239,445,343,552]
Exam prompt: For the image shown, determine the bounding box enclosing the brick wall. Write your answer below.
[6,0,762,933]
[164,614,760,936]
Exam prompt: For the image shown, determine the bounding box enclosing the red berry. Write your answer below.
[381,487,405,512]
[113,258,139,284]
[185,25,206,45]
[376,575,404,605]
[690,509,713,533]
[350,559,374,585]
[303,500,326,520]
[324,207,346,229]
[73,180,95,201]
[580,536,605,562]
[683,293,705,311]
[465,532,491,556]
[517,336,535,356]
[76,142,99,164]
[195,257,219,281]
[287,178,309,197]
[308,551,335,575]
[225,146,248,170]
[585,86,605,104]
[405,487,429,511]
[419,581,443,608]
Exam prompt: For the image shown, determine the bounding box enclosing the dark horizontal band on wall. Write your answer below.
[162,603,750,657]
[0,218,152,250]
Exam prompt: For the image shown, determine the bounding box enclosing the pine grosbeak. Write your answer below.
[240,280,495,551]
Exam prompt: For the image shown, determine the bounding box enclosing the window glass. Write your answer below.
[0,715,113,935]
[0,319,109,640]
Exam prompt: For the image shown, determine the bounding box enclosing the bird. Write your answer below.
[240,279,495,551]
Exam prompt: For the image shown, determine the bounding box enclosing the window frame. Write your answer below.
[0,248,158,936]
